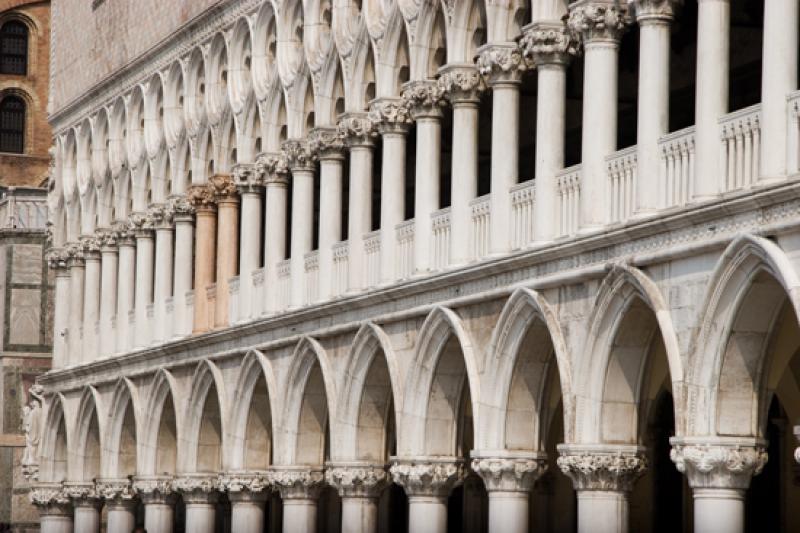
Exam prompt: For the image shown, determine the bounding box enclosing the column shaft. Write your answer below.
[154,226,174,341]
[290,169,314,308]
[39,515,73,533]
[52,269,70,368]
[99,248,118,356]
[73,504,101,533]
[348,145,373,290]
[264,180,288,313]
[173,216,194,337]
[450,101,479,264]
[379,132,406,282]
[282,499,318,533]
[68,261,84,365]
[318,157,343,299]
[414,116,441,273]
[185,502,216,533]
[143,502,174,533]
[215,197,239,327]
[487,491,528,533]
[230,499,266,533]
[693,488,745,533]
[489,83,519,253]
[535,63,567,240]
[577,490,628,533]
[82,253,100,363]
[134,233,154,345]
[116,242,135,352]
[106,502,137,533]
[239,190,262,319]
[408,496,447,533]
[192,208,216,333]
[341,496,378,533]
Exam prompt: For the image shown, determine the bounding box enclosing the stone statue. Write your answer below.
[21,383,44,480]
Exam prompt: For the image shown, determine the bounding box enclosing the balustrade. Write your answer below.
[164,297,174,340]
[556,165,581,237]
[787,91,800,173]
[251,268,265,317]
[396,220,415,280]
[276,260,291,312]
[431,207,451,271]
[510,180,535,249]
[305,251,319,304]
[332,241,350,297]
[658,126,695,208]
[719,104,762,193]
[228,276,240,325]
[470,195,491,261]
[606,147,637,224]
[364,231,381,288]
[184,291,194,338]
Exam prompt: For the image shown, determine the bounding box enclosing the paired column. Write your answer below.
[671,438,767,533]
[134,476,177,533]
[327,463,389,533]
[439,64,483,265]
[567,2,629,229]
[174,475,219,533]
[115,227,136,353]
[48,250,70,369]
[210,174,240,328]
[97,479,137,533]
[66,244,85,366]
[477,43,525,254]
[172,197,195,337]
[98,231,119,357]
[258,153,289,314]
[221,472,270,533]
[391,457,464,533]
[152,205,175,342]
[131,213,155,346]
[64,482,102,533]
[269,467,325,533]
[234,164,263,321]
[284,140,316,309]
[472,452,548,533]
[557,444,647,533]
[31,483,73,533]
[188,184,217,333]
[81,237,101,363]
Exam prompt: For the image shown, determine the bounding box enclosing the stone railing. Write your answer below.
[606,146,637,224]
[228,276,240,325]
[719,103,761,193]
[557,164,581,237]
[276,259,291,311]
[787,91,800,173]
[164,297,174,340]
[658,126,695,208]
[184,290,195,338]
[470,194,491,261]
[304,251,319,304]
[396,219,415,280]
[251,268,264,318]
[332,240,349,297]
[364,230,381,288]
[127,310,136,352]
[431,207,451,271]
[0,187,47,229]
[510,180,535,250]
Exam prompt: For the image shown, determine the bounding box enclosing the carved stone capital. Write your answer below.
[438,64,484,104]
[98,228,119,251]
[63,481,102,508]
[476,43,526,86]
[232,163,262,194]
[338,112,377,148]
[256,152,290,185]
[390,457,465,498]
[567,1,631,47]
[268,467,325,500]
[46,247,69,270]
[149,203,174,230]
[173,474,221,504]
[170,195,196,219]
[368,98,413,134]
[96,478,137,505]
[128,211,155,238]
[133,475,176,505]
[187,183,217,212]
[401,80,446,119]
[471,452,548,493]
[113,221,136,245]
[65,242,85,266]
[670,438,768,490]
[627,0,676,23]
[325,463,390,498]
[520,22,576,66]
[282,139,316,172]
[308,127,346,160]
[556,445,647,492]
[80,234,102,258]
[220,471,270,495]
[209,173,238,202]
[30,483,71,517]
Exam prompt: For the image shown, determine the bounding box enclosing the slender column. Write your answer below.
[760,0,798,179]
[221,472,270,533]
[64,482,102,533]
[269,467,325,533]
[209,174,239,328]
[171,197,195,337]
[131,213,155,346]
[795,424,800,464]
[402,80,445,274]
[477,43,526,253]
[188,184,217,333]
[115,229,136,353]
[48,250,70,368]
[151,205,174,342]
[284,140,316,308]
[472,453,548,533]
[174,475,219,533]
[557,444,647,533]
[97,479,137,533]
[98,232,119,357]
[391,457,465,533]
[234,164,263,320]
[81,237,101,363]
[66,245,84,366]
[693,0,730,199]
[439,64,483,265]
[31,484,73,533]
[309,127,345,300]
[134,476,176,533]
[671,438,767,533]
[257,153,289,314]
[521,22,573,242]
[327,463,390,533]
[339,113,376,291]
[369,98,411,283]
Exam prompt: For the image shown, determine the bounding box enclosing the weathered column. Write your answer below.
[269,467,325,533]
[472,453,548,533]
[521,22,573,242]
[693,0,730,199]
[81,236,101,363]
[97,479,137,533]
[188,184,216,333]
[209,174,239,328]
[671,438,767,533]
[284,140,316,309]
[760,0,798,179]
[477,43,526,254]
[66,244,84,366]
[339,113,376,291]
[48,250,70,368]
[557,445,646,533]
[369,98,411,283]
[152,205,174,342]
[391,457,465,533]
[309,127,345,300]
[175,475,219,533]
[222,472,270,533]
[402,80,445,274]
[134,476,176,533]
[258,153,289,314]
[31,484,73,533]
[567,2,629,229]
[115,228,136,353]
[64,482,102,533]
[131,213,155,346]
[439,64,483,265]
[327,463,390,533]
[234,164,262,321]
[171,197,194,337]
[98,231,118,357]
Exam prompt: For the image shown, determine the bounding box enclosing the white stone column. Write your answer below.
[402,80,445,275]
[557,444,647,533]
[171,198,195,338]
[391,457,465,533]
[439,64,483,265]
[234,164,263,321]
[81,238,101,363]
[269,467,325,533]
[222,473,270,533]
[31,484,73,533]
[327,463,390,533]
[760,0,798,179]
[671,438,768,533]
[369,98,411,283]
[66,245,84,366]
[340,113,376,291]
[152,206,174,343]
[97,479,137,533]
[477,43,526,254]
[472,452,547,533]
[64,482,102,533]
[284,140,316,309]
[131,213,155,346]
[794,425,800,464]
[309,127,345,300]
[520,22,572,242]
[174,475,219,533]
[694,0,730,199]
[115,230,136,353]
[98,233,118,357]
[48,250,70,368]
[134,476,176,533]
[258,154,289,314]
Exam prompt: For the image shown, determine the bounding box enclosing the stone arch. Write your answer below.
[107,97,128,181]
[252,2,279,103]
[102,378,140,478]
[60,129,77,208]
[445,0,487,63]
[76,120,98,235]
[261,85,288,152]
[229,17,255,118]
[72,386,104,482]
[139,368,182,476]
[90,109,113,227]
[276,0,307,89]
[39,393,69,483]
[213,111,237,172]
[183,47,208,141]
[283,68,314,138]
[373,6,410,96]
[485,0,528,42]
[205,32,230,130]
[404,0,447,80]
[164,61,186,151]
[180,359,227,473]
[343,32,377,112]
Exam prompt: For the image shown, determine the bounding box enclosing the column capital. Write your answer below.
[65,241,85,267]
[128,211,156,238]
[187,183,217,213]
[669,437,768,490]
[97,227,120,252]
[628,0,676,23]
[233,163,263,194]
[133,475,176,505]
[80,234,102,259]
[96,478,137,506]
[556,444,647,492]
[209,173,239,204]
[325,462,390,498]
[368,97,413,135]
[438,63,484,104]
[170,195,196,221]
[46,247,70,271]
[267,466,325,500]
[149,203,175,230]
[220,471,270,496]
[476,42,527,86]
[30,482,72,517]
[338,112,378,148]
[308,127,346,160]
[173,474,221,504]
[567,1,631,47]
[63,481,102,509]
[471,451,548,493]
[401,79,446,120]
[520,21,577,66]
[390,456,465,498]
[282,139,317,172]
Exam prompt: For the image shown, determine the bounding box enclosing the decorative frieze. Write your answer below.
[471,453,548,493]
[390,457,465,498]
[438,64,484,104]
[567,1,631,47]
[338,112,377,148]
[268,467,325,500]
[520,22,576,66]
[369,97,413,135]
[476,42,526,86]
[325,463,390,498]
[556,445,647,492]
[401,80,446,119]
[670,439,768,490]
[282,139,316,172]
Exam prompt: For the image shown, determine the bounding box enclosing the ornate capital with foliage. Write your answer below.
[471,452,548,493]
[187,183,217,211]
[133,475,176,505]
[282,139,316,172]
[520,22,576,67]
[670,439,768,490]
[401,80,446,119]
[567,1,631,47]
[96,478,137,505]
[63,481,102,508]
[209,173,238,202]
[233,163,262,194]
[149,203,174,229]
[30,483,71,516]
[256,152,290,185]
[476,43,526,86]
[557,445,647,492]
[438,64,484,104]
[338,112,377,148]
[369,98,413,134]
[308,127,346,160]
[128,211,156,237]
[268,467,325,500]
[173,474,221,504]
[390,457,465,498]
[325,463,390,498]
[627,0,676,23]
[46,247,70,270]
[170,195,195,219]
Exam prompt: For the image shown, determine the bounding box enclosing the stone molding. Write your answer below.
[133,475,176,505]
[268,467,325,500]
[471,452,548,493]
[325,463,390,498]
[338,112,377,148]
[438,64,484,104]
[628,0,676,23]
[256,152,290,185]
[520,22,576,67]
[670,438,768,490]
[187,183,217,212]
[173,474,221,504]
[477,42,526,86]
[368,97,413,135]
[63,481,102,508]
[567,1,631,47]
[556,445,647,492]
[390,457,465,498]
[308,127,346,160]
[282,139,317,172]
[401,80,446,119]
[30,483,71,516]
[96,478,137,505]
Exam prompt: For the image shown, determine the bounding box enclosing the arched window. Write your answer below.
[0,21,28,75]
[0,96,25,153]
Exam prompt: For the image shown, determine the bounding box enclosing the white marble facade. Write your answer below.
[32,0,800,532]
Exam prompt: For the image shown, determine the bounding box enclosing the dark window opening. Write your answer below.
[0,95,24,153]
[478,92,492,196]
[371,137,383,231]
[341,155,350,240]
[312,162,321,249]
[564,59,584,168]
[618,24,640,149]
[729,0,764,111]
[0,21,27,75]
[669,0,698,132]
[519,73,538,182]
[404,124,417,220]
[440,107,453,208]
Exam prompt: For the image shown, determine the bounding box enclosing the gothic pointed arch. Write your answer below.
[72,386,104,481]
[180,359,227,473]
[139,368,182,475]
[102,378,140,478]
[39,393,69,483]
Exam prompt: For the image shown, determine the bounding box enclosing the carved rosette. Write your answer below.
[567,2,631,48]
[232,163,261,194]
[476,43,526,86]
[471,454,548,493]
[96,478,137,507]
[520,22,576,67]
[209,173,238,203]
[133,475,176,505]
[173,475,221,504]
[325,463,390,498]
[390,458,465,498]
[401,80,446,119]
[256,152,290,185]
[338,112,377,148]
[30,483,71,517]
[556,446,647,492]
[187,183,217,212]
[308,127,345,160]
[267,467,325,500]
[438,64,484,104]
[63,481,102,509]
[670,441,768,490]
[368,98,413,135]
[282,139,317,172]
[628,0,676,23]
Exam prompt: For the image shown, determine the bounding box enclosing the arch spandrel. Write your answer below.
[443,0,486,63]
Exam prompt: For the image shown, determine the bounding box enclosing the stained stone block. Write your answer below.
[11,245,42,284]
[9,288,41,345]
